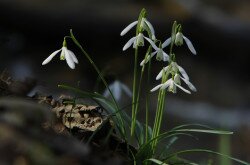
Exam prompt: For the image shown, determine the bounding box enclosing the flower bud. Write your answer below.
[175,32,183,46]
[168,80,176,93]
[156,49,164,61]
[136,33,144,47]
[174,74,181,85]
[60,47,66,60]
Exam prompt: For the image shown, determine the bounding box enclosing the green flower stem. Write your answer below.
[151,71,167,153]
[69,29,126,138]
[145,57,152,144]
[150,21,177,153]
[131,47,139,137]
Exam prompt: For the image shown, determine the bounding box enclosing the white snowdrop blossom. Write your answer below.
[156,62,189,81]
[123,33,148,51]
[163,32,197,55]
[150,73,196,94]
[151,61,197,94]
[140,38,170,66]
[103,80,132,101]
[120,18,155,40]
[42,46,78,69]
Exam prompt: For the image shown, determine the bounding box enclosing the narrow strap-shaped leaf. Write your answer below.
[164,149,250,165]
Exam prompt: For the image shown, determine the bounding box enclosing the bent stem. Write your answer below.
[69,29,126,138]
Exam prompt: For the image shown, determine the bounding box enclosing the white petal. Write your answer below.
[123,37,136,51]
[177,65,189,80]
[42,49,61,65]
[113,81,122,100]
[140,51,156,66]
[68,49,78,64]
[103,88,110,97]
[144,37,159,51]
[64,47,75,69]
[144,19,155,36]
[140,59,146,66]
[183,36,197,55]
[161,79,172,90]
[156,66,169,80]
[162,52,169,61]
[121,83,132,97]
[151,51,157,57]
[150,84,163,92]
[103,83,114,97]
[120,21,138,36]
[174,82,191,94]
[162,37,171,48]
[152,34,156,41]
[156,70,163,80]
[181,77,197,92]
[136,33,145,47]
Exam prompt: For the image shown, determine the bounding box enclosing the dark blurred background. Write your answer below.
[0,0,250,163]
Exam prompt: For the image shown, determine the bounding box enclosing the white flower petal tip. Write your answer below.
[181,77,197,92]
[140,60,145,66]
[162,37,171,48]
[174,82,191,94]
[68,50,79,64]
[144,19,155,37]
[123,37,136,51]
[120,21,138,36]
[183,36,197,55]
[42,47,78,69]
[103,80,132,100]
[42,49,61,65]
[150,84,163,92]
[177,65,189,80]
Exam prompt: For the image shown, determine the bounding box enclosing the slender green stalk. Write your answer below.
[151,70,168,153]
[69,29,126,138]
[219,134,232,165]
[130,8,147,138]
[131,47,139,137]
[145,57,152,143]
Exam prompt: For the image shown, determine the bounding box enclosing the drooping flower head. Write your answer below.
[103,80,132,101]
[151,61,196,94]
[42,38,78,69]
[163,24,197,55]
[121,9,156,51]
[140,38,170,66]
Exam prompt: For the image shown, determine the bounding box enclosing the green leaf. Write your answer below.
[171,129,233,135]
[145,158,169,165]
[159,136,179,159]
[136,133,194,160]
[164,149,250,165]
[135,119,145,146]
[170,123,215,131]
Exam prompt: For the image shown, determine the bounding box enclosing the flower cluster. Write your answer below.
[121,11,156,51]
[151,61,196,94]
[121,18,197,94]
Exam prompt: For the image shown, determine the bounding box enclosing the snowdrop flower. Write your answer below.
[103,80,132,101]
[156,62,189,81]
[42,40,78,69]
[150,73,196,94]
[162,32,197,55]
[120,18,155,40]
[140,38,169,66]
[123,33,148,51]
